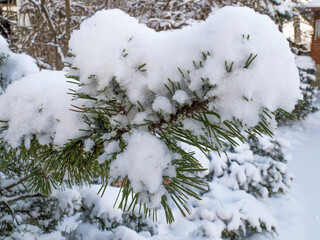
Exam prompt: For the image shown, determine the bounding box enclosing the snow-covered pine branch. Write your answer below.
[0,7,300,223]
[0,37,38,94]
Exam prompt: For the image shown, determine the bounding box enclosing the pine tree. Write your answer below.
[0,6,305,240]
[0,38,83,238]
[0,7,301,225]
[0,1,315,239]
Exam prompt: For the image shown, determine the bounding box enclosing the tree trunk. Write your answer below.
[294,15,302,44]
[65,0,71,47]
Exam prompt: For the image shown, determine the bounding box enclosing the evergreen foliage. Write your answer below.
[67,212,157,240]
[0,149,81,237]
[56,47,276,224]
[0,8,292,224]
[207,135,292,198]
[0,5,307,240]
[276,52,318,124]
[0,54,9,92]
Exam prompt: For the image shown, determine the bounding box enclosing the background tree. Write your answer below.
[12,0,127,69]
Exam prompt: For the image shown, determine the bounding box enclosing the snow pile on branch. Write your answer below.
[0,70,86,147]
[69,6,300,126]
[0,36,38,93]
[109,131,176,207]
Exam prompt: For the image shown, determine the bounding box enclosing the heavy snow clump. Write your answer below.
[69,7,300,126]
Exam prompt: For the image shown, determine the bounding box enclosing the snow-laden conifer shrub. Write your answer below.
[0,7,300,224]
[207,134,292,198]
[276,55,318,124]
[0,38,83,238]
[0,172,82,238]
[188,182,277,239]
[66,186,157,240]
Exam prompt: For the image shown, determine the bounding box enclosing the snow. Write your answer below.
[0,53,38,87]
[172,90,191,105]
[9,231,65,240]
[295,56,315,71]
[53,182,277,240]
[58,101,320,240]
[267,107,320,240]
[132,112,149,125]
[152,96,175,114]
[304,0,320,8]
[0,6,310,240]
[69,7,300,127]
[5,101,316,240]
[104,140,121,154]
[274,1,296,16]
[0,70,86,148]
[109,130,175,207]
[0,8,301,222]
[208,136,291,198]
[51,188,82,216]
[79,185,123,221]
[0,36,38,94]
[68,223,114,240]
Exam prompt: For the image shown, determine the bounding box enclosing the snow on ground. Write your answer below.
[262,101,320,240]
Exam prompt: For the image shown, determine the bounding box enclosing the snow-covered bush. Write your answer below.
[7,184,276,240]
[206,56,317,201]
[0,35,82,238]
[66,186,156,240]
[0,180,81,238]
[276,55,318,124]
[189,183,277,239]
[207,135,292,198]
[0,7,300,225]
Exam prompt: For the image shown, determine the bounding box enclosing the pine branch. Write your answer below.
[4,175,31,191]
[0,193,44,205]
[148,99,209,132]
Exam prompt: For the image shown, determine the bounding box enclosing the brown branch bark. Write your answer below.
[148,99,209,132]
[0,193,44,205]
[39,0,61,69]
[4,175,31,191]
[65,0,71,46]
